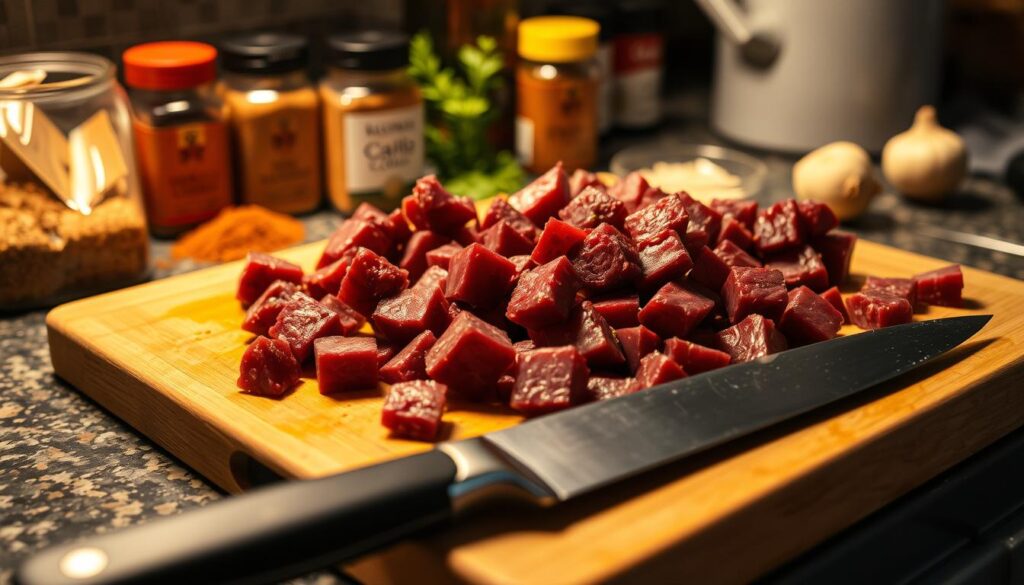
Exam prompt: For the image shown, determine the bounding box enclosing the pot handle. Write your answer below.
[694,0,780,67]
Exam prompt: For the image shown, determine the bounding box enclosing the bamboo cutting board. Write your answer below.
[46,239,1024,584]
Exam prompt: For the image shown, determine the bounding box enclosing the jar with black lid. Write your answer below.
[613,0,665,130]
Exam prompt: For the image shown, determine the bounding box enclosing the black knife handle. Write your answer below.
[15,450,458,585]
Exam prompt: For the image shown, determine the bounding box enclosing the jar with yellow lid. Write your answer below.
[515,16,600,175]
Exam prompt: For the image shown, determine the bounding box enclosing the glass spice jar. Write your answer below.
[516,16,600,174]
[220,33,322,215]
[320,31,425,214]
[123,41,234,238]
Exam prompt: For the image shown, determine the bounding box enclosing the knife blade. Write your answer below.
[16,315,990,585]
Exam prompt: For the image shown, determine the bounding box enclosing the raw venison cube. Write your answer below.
[237,336,302,396]
[380,331,437,384]
[401,175,478,235]
[415,265,449,295]
[377,341,398,367]
[509,255,536,284]
[268,292,341,362]
[399,231,450,282]
[243,280,299,335]
[864,276,918,308]
[689,245,732,291]
[624,193,689,244]
[314,336,378,394]
[303,259,349,300]
[569,168,605,197]
[453,223,481,247]
[819,286,850,324]
[779,286,844,345]
[608,171,653,212]
[338,248,410,317]
[481,198,538,240]
[381,380,447,441]
[639,281,716,338]
[714,239,761,269]
[510,346,590,415]
[571,223,641,292]
[529,301,625,368]
[673,193,722,253]
[716,314,789,363]
[318,218,391,269]
[352,202,408,257]
[722,267,788,323]
[846,290,913,330]
[913,265,964,307]
[717,215,755,250]
[508,162,570,224]
[496,374,516,404]
[766,245,829,291]
[616,325,661,374]
[425,243,463,270]
[754,200,805,254]
[663,338,731,374]
[531,218,589,264]
[797,200,839,236]
[591,294,640,328]
[445,243,516,308]
[711,199,758,229]
[813,231,857,286]
[480,220,536,257]
[586,376,638,401]
[506,256,581,329]
[425,311,515,400]
[635,353,686,389]
[637,231,694,290]
[237,252,304,306]
[385,208,413,247]
[559,186,628,231]
[319,294,367,335]
[372,284,451,343]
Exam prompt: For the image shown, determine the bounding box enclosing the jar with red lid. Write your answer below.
[123,41,233,237]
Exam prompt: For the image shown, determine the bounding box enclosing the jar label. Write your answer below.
[613,33,664,128]
[516,70,597,174]
[342,103,424,195]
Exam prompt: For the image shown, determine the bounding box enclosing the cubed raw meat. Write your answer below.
[716,314,789,363]
[268,292,341,362]
[559,186,628,231]
[496,374,516,404]
[689,245,732,291]
[608,171,653,212]
[510,346,589,415]
[797,200,838,236]
[481,198,538,241]
[864,276,917,308]
[635,353,686,389]
[242,280,299,335]
[639,281,716,338]
[636,186,669,210]
[480,220,536,257]
[591,294,640,328]
[766,245,829,291]
[663,338,731,374]
[717,215,755,250]
[425,243,463,270]
[377,341,398,367]
[401,175,478,235]
[678,192,723,253]
[337,248,409,317]
[529,301,625,368]
[303,259,348,300]
[380,331,437,384]
[616,325,661,373]
[624,193,689,244]
[585,376,638,401]
[237,252,304,306]
[425,311,515,399]
[819,286,850,324]
[813,231,857,286]
[386,209,413,247]
[714,239,762,269]
[352,202,409,255]
[415,265,449,295]
[372,284,451,343]
[453,223,480,247]
[381,380,447,441]
[710,199,758,229]
[569,168,604,197]
[779,286,844,345]
[237,336,302,396]
[571,223,641,292]
[319,294,367,335]
[722,267,788,323]
[914,265,964,308]
[318,219,391,269]
[508,162,570,225]
[399,231,450,282]
[754,200,805,254]
[314,336,378,394]
[637,231,694,291]
[531,218,589,264]
[506,256,581,329]
[846,290,913,330]
[445,243,516,308]
[509,255,536,283]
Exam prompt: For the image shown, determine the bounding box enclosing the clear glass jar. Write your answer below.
[0,52,149,309]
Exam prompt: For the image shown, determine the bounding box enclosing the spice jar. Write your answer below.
[516,16,600,174]
[548,2,614,136]
[320,31,424,214]
[124,41,234,237]
[220,33,321,215]
[612,0,664,130]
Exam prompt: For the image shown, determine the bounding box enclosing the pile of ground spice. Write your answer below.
[171,205,304,263]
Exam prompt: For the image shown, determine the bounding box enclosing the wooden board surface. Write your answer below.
[47,239,1024,584]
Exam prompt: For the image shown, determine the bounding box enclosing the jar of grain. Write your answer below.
[320,31,424,214]
[220,33,321,215]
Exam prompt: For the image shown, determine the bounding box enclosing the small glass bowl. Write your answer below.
[610,142,767,202]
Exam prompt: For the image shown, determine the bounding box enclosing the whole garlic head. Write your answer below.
[793,141,881,221]
[882,106,967,201]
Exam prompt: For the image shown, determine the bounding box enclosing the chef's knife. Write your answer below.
[16,315,990,585]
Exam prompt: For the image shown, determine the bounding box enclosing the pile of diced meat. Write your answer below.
[234,163,966,441]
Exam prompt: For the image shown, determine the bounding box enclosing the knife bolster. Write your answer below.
[440,438,557,513]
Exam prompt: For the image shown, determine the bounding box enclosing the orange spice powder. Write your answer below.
[170,205,304,263]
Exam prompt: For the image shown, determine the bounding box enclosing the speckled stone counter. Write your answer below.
[2,114,1022,583]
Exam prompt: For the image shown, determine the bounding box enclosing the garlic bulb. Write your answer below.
[882,106,967,201]
[793,141,880,221]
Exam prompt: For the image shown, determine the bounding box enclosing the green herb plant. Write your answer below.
[409,31,524,200]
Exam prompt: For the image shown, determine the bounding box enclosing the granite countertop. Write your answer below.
[2,107,1023,583]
